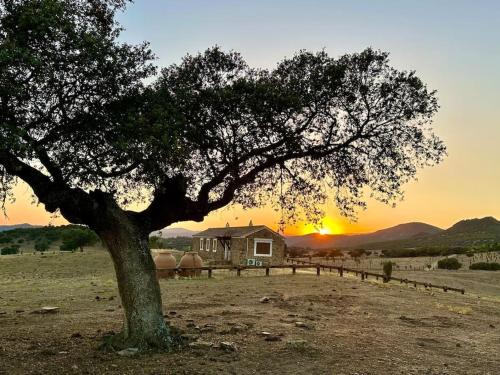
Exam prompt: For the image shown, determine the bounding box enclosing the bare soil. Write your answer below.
[1,250,499,374]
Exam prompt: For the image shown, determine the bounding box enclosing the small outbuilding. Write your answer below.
[192,223,286,266]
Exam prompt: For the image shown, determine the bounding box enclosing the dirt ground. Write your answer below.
[1,250,499,374]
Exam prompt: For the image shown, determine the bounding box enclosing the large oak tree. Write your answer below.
[0,0,446,350]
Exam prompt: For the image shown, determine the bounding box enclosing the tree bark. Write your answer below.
[96,209,172,350]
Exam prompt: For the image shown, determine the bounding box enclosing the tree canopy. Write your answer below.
[0,0,445,234]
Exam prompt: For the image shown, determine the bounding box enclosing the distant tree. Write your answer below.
[0,1,445,350]
[437,258,462,270]
[60,228,98,252]
[148,236,164,249]
[469,262,500,271]
[34,239,50,252]
[382,261,394,282]
[0,244,19,255]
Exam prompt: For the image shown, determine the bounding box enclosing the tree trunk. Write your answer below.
[97,211,172,351]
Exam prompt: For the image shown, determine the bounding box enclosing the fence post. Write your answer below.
[208,268,212,278]
[237,267,241,277]
[316,266,320,276]
[266,267,270,276]
[292,266,296,275]
[339,266,343,277]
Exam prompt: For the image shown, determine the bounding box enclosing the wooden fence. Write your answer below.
[159,258,465,295]
[288,258,465,294]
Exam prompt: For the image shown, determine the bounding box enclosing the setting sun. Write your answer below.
[300,217,345,235]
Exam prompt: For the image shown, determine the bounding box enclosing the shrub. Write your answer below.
[382,261,393,282]
[1,245,20,255]
[34,239,50,252]
[437,257,462,270]
[469,262,500,271]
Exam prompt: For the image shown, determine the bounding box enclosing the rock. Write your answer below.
[95,296,101,301]
[70,333,82,339]
[229,324,247,333]
[259,296,270,303]
[32,306,59,314]
[489,324,496,329]
[108,296,115,301]
[15,309,25,313]
[105,309,115,312]
[186,322,196,328]
[294,321,314,330]
[220,341,238,352]
[189,340,213,349]
[117,348,139,357]
[259,331,272,336]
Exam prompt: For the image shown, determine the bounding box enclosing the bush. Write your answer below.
[437,257,462,270]
[469,262,500,271]
[34,239,50,252]
[60,228,98,252]
[1,245,20,255]
[382,261,393,282]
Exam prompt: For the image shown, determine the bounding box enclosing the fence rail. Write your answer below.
[288,258,465,294]
[158,258,465,295]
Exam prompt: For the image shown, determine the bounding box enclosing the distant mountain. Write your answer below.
[357,217,500,250]
[153,227,196,238]
[0,223,40,232]
[286,222,442,249]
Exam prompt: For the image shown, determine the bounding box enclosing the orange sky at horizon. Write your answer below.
[1,1,499,236]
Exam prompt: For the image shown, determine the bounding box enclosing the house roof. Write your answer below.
[192,225,282,239]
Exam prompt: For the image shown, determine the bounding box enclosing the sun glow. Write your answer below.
[300,217,345,235]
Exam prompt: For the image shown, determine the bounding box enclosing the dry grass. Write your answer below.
[1,250,500,374]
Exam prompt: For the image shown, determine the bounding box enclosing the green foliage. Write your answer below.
[34,239,50,252]
[349,249,369,258]
[0,225,98,253]
[469,262,500,271]
[437,258,462,270]
[0,244,19,255]
[382,261,393,281]
[149,236,164,249]
[60,228,98,252]
[381,246,470,258]
[161,237,191,251]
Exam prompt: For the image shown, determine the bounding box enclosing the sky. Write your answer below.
[1,0,499,235]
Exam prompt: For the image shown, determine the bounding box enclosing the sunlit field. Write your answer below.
[1,249,499,374]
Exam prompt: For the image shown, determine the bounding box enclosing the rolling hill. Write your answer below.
[0,223,39,232]
[286,222,442,249]
[153,227,196,238]
[357,217,500,250]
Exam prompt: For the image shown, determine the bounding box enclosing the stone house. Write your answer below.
[192,224,286,266]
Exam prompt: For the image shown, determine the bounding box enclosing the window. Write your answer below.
[200,238,204,251]
[206,238,211,251]
[212,239,217,252]
[253,238,273,257]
